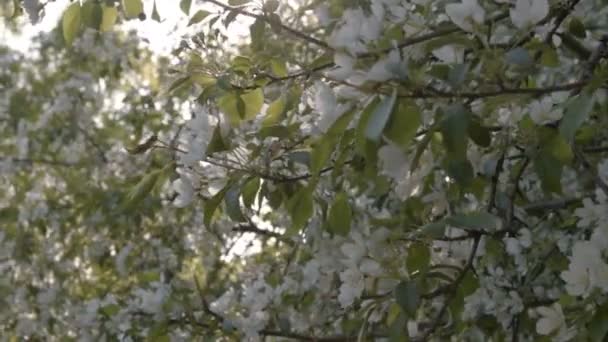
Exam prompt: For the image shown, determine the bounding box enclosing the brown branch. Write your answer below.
[506,158,530,230]
[232,223,293,244]
[413,81,586,99]
[3,157,79,167]
[204,0,332,51]
[489,148,507,212]
[522,196,583,212]
[260,330,386,342]
[544,0,581,45]
[236,12,511,90]
[417,235,481,341]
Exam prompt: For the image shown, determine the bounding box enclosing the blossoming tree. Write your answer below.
[3,0,608,340]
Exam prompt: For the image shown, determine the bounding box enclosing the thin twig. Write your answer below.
[204,0,332,51]
[574,147,608,194]
[232,222,293,245]
[417,235,481,341]
[3,157,79,167]
[544,0,581,46]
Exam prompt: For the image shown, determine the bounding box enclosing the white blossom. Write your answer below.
[338,268,365,307]
[445,0,485,32]
[23,0,41,24]
[313,82,349,133]
[115,243,133,277]
[535,304,565,336]
[510,0,549,29]
[561,241,608,297]
[529,97,562,125]
[172,175,195,208]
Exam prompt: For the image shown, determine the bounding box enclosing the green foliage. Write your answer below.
[394,281,420,317]
[62,2,81,45]
[365,89,397,142]
[6,0,608,340]
[188,10,211,26]
[326,192,352,236]
[559,93,594,142]
[286,186,313,235]
[123,0,144,19]
[384,99,421,150]
[218,88,264,125]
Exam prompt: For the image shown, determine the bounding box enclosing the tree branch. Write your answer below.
[544,0,581,45]
[204,0,332,51]
[2,156,79,167]
[232,223,293,245]
[417,235,481,341]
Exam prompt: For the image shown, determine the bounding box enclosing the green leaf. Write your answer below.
[122,0,143,19]
[505,47,533,66]
[410,127,434,172]
[263,95,286,126]
[356,96,380,154]
[224,9,239,28]
[147,322,170,342]
[204,188,228,227]
[311,138,333,176]
[568,17,586,38]
[286,186,313,235]
[250,18,266,51]
[207,125,228,155]
[327,108,355,138]
[406,243,430,274]
[534,152,563,194]
[267,13,282,33]
[100,304,120,317]
[232,56,251,73]
[62,2,82,46]
[588,304,608,342]
[229,0,250,5]
[388,310,408,342]
[559,93,594,142]
[242,177,260,208]
[270,59,288,78]
[123,169,162,210]
[188,10,210,26]
[394,281,420,316]
[445,157,474,187]
[540,46,559,67]
[101,5,118,31]
[81,0,102,30]
[326,192,352,236]
[218,88,264,125]
[468,119,491,147]
[224,185,244,222]
[418,221,446,239]
[263,0,279,12]
[448,63,468,87]
[384,99,421,150]
[441,103,471,160]
[151,0,161,22]
[236,94,246,118]
[180,0,192,15]
[445,212,501,232]
[365,89,397,142]
[259,125,291,139]
[544,130,573,164]
[166,76,191,94]
[311,109,356,175]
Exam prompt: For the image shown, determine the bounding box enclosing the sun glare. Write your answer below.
[1,0,252,55]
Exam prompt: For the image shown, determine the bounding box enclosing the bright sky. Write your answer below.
[2,0,252,54]
[1,0,266,261]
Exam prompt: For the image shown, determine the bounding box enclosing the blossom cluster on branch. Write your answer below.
[3,0,608,341]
